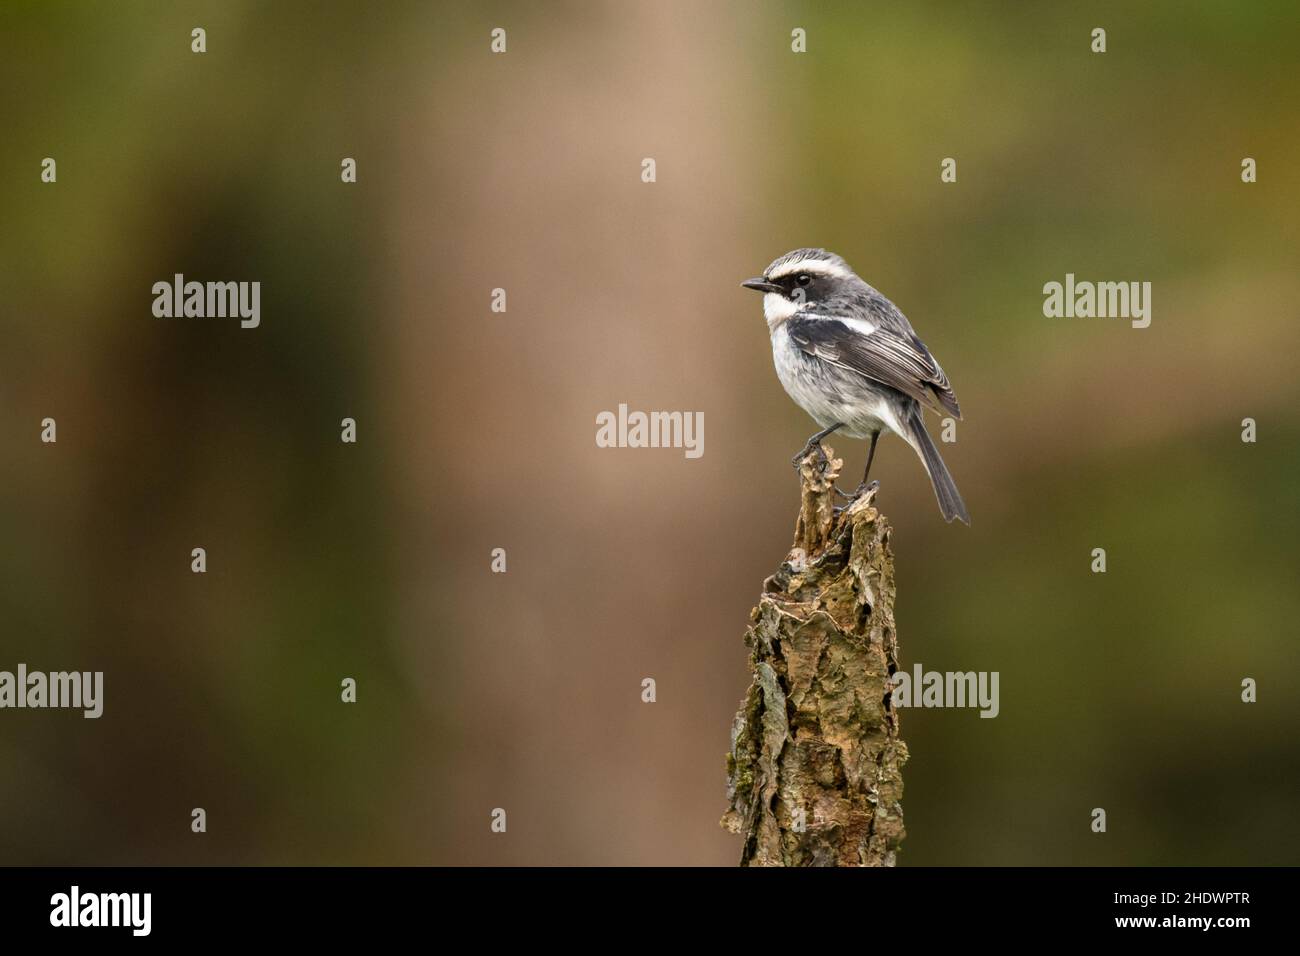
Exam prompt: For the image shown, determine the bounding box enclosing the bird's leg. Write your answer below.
[860,430,880,488]
[836,431,881,502]
[791,422,843,469]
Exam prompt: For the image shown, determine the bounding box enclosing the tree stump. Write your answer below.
[721,444,908,866]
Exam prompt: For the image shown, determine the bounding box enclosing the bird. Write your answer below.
[742,248,970,524]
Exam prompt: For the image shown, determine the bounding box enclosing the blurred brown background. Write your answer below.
[1,1,1297,865]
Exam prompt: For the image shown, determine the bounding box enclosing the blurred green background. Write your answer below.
[1,1,1297,865]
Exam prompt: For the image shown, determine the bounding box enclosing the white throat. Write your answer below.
[763,293,802,331]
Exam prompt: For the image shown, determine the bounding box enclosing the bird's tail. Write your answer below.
[906,410,970,525]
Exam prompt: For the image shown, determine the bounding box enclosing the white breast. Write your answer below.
[770,324,843,429]
[769,322,910,442]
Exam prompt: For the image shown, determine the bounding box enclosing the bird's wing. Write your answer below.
[786,313,962,419]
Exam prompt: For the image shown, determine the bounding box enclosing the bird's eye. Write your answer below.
[796,273,812,287]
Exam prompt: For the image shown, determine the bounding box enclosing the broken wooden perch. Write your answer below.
[721,444,908,866]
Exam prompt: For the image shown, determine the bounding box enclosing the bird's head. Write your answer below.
[741,248,860,326]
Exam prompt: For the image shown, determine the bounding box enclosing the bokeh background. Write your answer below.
[2,1,1297,865]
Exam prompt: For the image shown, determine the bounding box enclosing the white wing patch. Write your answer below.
[837,316,877,337]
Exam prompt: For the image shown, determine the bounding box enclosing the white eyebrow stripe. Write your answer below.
[767,257,852,281]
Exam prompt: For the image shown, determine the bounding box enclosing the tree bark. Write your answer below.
[721,444,908,866]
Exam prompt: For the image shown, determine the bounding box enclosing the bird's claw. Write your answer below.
[834,479,880,505]
[790,440,828,470]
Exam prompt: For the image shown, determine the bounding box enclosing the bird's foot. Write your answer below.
[832,480,879,512]
[791,440,828,470]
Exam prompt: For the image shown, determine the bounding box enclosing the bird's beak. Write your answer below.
[741,277,782,294]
